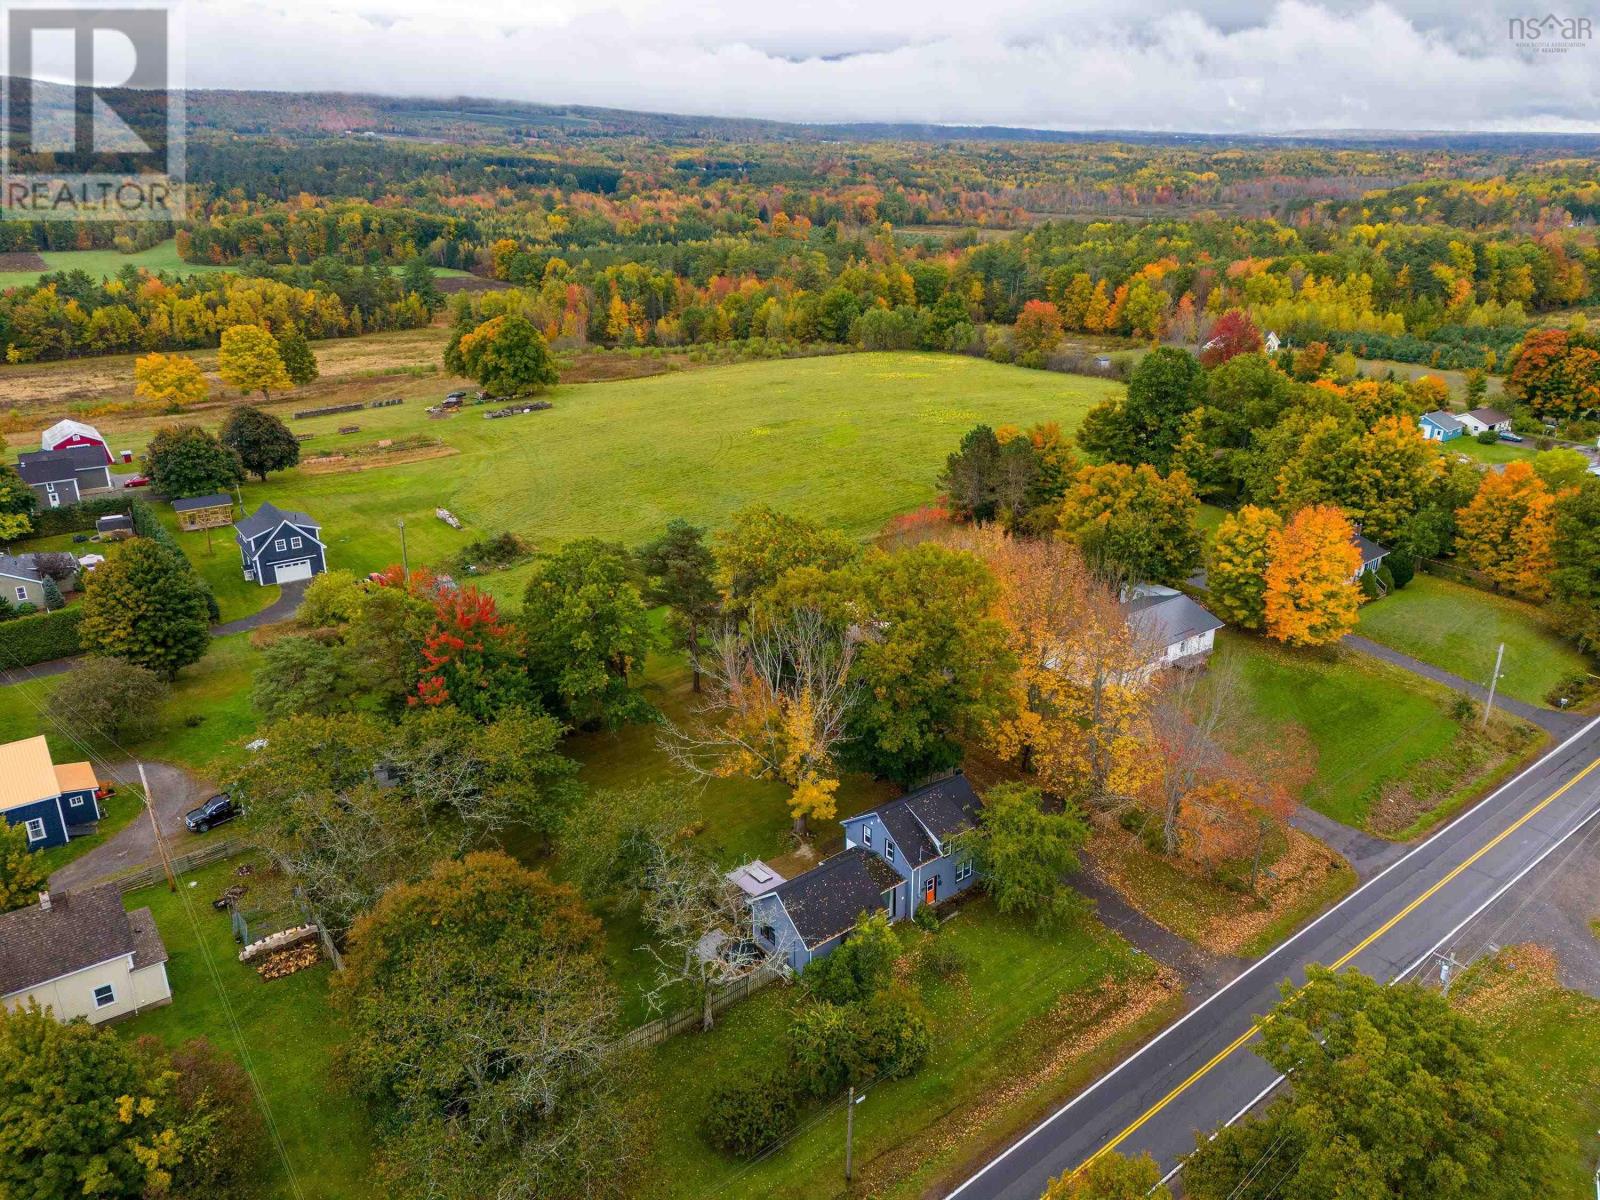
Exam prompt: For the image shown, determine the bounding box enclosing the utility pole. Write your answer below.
[398,517,409,576]
[844,1088,870,1184]
[137,762,177,892]
[1482,641,1506,729]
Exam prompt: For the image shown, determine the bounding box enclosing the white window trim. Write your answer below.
[274,539,287,552]
[14,586,26,601]
[92,983,117,1009]
[862,824,872,848]
[23,818,46,842]
[885,840,896,864]
[289,537,303,549]
[68,794,83,807]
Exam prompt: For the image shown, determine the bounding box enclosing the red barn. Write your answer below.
[40,420,112,465]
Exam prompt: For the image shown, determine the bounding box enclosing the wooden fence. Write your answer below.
[110,837,247,893]
[616,962,787,1052]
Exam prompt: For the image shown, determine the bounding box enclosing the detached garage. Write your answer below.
[234,501,327,587]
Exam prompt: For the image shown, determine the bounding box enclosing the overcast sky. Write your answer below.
[94,0,1600,131]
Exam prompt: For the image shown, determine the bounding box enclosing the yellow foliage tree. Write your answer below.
[1264,505,1363,647]
[132,352,208,411]
[1455,461,1558,601]
[1206,505,1282,630]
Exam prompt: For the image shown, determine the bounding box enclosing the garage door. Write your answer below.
[275,559,313,583]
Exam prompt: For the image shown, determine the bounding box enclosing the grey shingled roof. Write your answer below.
[0,553,43,584]
[1352,532,1389,563]
[848,773,983,869]
[235,501,317,541]
[126,907,168,971]
[0,887,155,997]
[171,493,233,513]
[770,847,902,949]
[1421,409,1464,433]
[1122,591,1225,650]
[15,446,104,485]
[1466,407,1510,425]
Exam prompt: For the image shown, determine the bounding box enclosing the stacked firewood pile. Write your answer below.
[255,940,322,980]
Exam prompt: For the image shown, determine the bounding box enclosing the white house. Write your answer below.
[1121,584,1225,671]
[1457,407,1512,437]
[0,886,171,1024]
[1264,331,1281,353]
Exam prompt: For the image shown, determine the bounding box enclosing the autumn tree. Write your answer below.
[952,528,1158,802]
[1340,415,1443,545]
[521,539,656,728]
[216,323,291,402]
[133,352,208,410]
[1206,505,1282,630]
[1013,298,1065,355]
[1199,308,1262,368]
[637,519,721,692]
[1504,327,1600,423]
[445,312,559,395]
[144,423,244,498]
[1551,477,1600,652]
[1056,462,1203,585]
[0,463,37,540]
[1263,505,1362,647]
[1043,1152,1172,1200]
[1184,968,1559,1200]
[334,853,635,1200]
[415,584,539,721]
[219,404,300,481]
[275,326,319,387]
[1455,461,1557,601]
[665,606,859,836]
[78,540,211,677]
[0,823,46,913]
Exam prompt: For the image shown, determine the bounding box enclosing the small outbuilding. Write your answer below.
[0,886,171,1024]
[95,513,133,537]
[171,493,234,532]
[234,501,326,586]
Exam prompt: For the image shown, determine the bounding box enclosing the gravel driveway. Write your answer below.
[49,759,220,891]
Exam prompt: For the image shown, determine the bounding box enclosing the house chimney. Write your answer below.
[37,891,50,911]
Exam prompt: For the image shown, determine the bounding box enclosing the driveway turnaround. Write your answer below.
[946,714,1600,1200]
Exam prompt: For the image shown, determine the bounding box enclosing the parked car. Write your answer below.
[123,474,150,488]
[184,793,239,833]
[1498,431,1525,443]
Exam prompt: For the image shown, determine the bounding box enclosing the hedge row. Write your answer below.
[30,496,128,537]
[0,606,83,669]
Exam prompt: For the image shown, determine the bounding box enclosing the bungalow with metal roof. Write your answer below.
[750,774,983,973]
[0,735,103,850]
[0,886,170,1024]
[16,446,113,508]
[235,501,326,586]
[1121,584,1225,671]
[1419,410,1465,442]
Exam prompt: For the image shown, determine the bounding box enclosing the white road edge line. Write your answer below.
[943,712,1600,1199]
[1155,775,1600,1190]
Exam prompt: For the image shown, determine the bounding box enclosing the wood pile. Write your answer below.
[256,941,321,980]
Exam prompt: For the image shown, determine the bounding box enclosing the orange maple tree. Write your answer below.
[1263,505,1363,647]
[1455,460,1558,601]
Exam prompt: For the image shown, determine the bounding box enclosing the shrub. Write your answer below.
[1450,692,1478,723]
[46,656,169,741]
[1360,569,1381,600]
[786,1002,856,1100]
[0,607,82,666]
[803,911,898,1006]
[1476,429,1499,445]
[455,530,532,573]
[786,992,931,1100]
[1387,550,1415,589]
[916,938,968,983]
[1376,564,1395,593]
[913,905,940,932]
[40,578,64,612]
[1545,671,1599,709]
[701,1072,800,1160]
[851,991,931,1082]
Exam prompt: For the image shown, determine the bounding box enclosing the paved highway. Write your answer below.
[948,714,1600,1200]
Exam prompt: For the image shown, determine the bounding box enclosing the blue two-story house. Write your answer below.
[750,773,983,973]
[0,735,103,851]
[235,502,327,587]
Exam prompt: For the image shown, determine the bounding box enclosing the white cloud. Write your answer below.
[182,0,1600,131]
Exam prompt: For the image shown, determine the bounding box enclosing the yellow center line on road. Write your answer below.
[1071,753,1600,1178]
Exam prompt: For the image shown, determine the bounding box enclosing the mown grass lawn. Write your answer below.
[1453,947,1600,1199]
[1356,574,1592,706]
[119,859,377,1200]
[83,353,1118,594]
[1211,632,1539,834]
[637,900,1178,1200]
[1449,437,1536,465]
[0,632,258,777]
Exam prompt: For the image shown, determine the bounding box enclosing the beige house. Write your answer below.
[0,886,171,1024]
